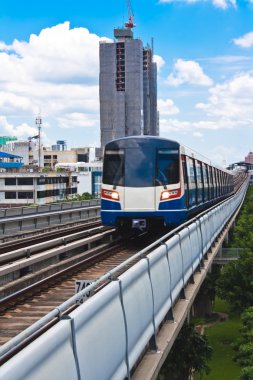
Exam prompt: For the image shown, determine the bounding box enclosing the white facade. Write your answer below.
[4,140,43,167]
[2,140,90,170]
[55,162,102,197]
[0,172,78,205]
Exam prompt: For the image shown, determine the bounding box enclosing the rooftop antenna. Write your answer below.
[125,0,135,29]
[35,113,42,171]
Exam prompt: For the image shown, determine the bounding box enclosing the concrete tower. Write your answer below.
[99,26,158,154]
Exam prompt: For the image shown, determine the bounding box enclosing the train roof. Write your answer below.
[104,136,232,175]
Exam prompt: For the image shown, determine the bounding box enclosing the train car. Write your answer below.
[101,136,234,231]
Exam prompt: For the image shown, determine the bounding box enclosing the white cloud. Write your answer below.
[0,116,42,138]
[166,59,213,87]
[0,22,100,83]
[0,22,104,144]
[196,73,253,121]
[233,31,253,48]
[193,131,203,137]
[159,0,236,9]
[153,55,165,72]
[158,98,180,115]
[159,117,241,134]
[57,113,98,129]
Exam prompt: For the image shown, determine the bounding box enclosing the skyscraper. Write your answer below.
[99,26,158,154]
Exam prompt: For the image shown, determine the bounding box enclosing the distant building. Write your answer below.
[245,152,253,164]
[43,147,89,170]
[0,136,17,147]
[0,172,78,206]
[55,162,102,198]
[2,139,90,170]
[0,151,24,170]
[99,26,158,154]
[3,139,42,167]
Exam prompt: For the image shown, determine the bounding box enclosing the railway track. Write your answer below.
[0,232,158,360]
[0,222,117,299]
[0,217,101,247]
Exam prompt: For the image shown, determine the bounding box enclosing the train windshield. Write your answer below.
[103,150,124,186]
[155,149,179,186]
[125,147,154,187]
[103,146,154,187]
[103,146,179,187]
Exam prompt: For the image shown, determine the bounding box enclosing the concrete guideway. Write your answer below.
[132,216,236,380]
[0,179,248,380]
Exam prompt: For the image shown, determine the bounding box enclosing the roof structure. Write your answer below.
[0,151,23,159]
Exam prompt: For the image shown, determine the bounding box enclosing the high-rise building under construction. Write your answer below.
[99,25,159,152]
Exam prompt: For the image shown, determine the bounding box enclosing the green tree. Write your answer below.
[216,252,253,312]
[159,322,213,380]
[234,307,253,380]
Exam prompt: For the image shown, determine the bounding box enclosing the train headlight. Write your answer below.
[160,190,170,200]
[111,191,119,200]
[160,189,180,201]
[102,189,120,201]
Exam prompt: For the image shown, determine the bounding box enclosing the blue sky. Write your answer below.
[0,0,253,165]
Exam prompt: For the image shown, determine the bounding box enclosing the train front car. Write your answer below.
[101,136,186,231]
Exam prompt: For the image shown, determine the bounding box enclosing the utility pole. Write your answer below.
[35,114,42,171]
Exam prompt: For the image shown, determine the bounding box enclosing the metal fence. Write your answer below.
[0,200,101,236]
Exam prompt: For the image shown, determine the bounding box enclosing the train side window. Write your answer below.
[214,168,218,197]
[217,170,221,196]
[226,174,229,193]
[208,166,214,199]
[181,155,189,208]
[202,164,209,201]
[186,156,197,206]
[155,149,179,186]
[196,160,204,203]
[211,167,215,199]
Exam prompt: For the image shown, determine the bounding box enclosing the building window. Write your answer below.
[37,189,60,198]
[37,177,46,185]
[5,192,16,199]
[18,192,34,199]
[5,178,16,186]
[77,154,88,162]
[17,178,33,186]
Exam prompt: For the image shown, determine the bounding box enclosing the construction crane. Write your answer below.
[124,0,135,29]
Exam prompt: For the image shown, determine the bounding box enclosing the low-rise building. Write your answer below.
[2,139,90,170]
[0,172,78,206]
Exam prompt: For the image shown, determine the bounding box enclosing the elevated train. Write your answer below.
[101,136,234,231]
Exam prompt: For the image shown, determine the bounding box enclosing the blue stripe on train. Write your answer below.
[101,199,121,210]
[101,195,188,226]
